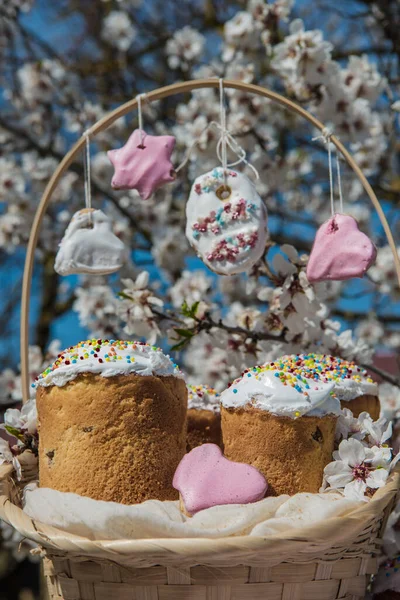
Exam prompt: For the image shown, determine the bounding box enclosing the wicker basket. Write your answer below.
[1,461,399,600]
[8,78,400,600]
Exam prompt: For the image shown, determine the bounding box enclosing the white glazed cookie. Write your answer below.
[185,168,268,275]
[33,339,184,389]
[188,384,221,412]
[54,209,126,276]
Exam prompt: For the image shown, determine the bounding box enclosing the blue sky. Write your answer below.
[1,0,399,369]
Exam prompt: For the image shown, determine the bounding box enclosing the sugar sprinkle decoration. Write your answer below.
[227,353,375,399]
[32,339,183,387]
[188,384,221,411]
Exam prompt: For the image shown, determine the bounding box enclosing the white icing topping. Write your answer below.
[54,209,126,276]
[277,354,378,402]
[188,385,221,412]
[332,379,378,401]
[185,168,268,275]
[220,365,341,418]
[33,340,184,389]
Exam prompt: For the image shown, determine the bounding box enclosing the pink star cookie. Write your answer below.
[107,129,176,200]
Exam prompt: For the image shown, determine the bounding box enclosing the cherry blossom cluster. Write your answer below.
[322,409,397,501]
[1,1,399,413]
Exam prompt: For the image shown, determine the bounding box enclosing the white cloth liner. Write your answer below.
[23,484,362,541]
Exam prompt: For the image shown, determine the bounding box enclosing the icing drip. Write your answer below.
[33,339,184,388]
[188,385,221,412]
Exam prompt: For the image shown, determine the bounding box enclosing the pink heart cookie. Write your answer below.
[173,443,268,516]
[307,214,377,282]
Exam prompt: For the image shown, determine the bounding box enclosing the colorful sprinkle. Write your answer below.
[32,339,183,387]
[227,353,376,400]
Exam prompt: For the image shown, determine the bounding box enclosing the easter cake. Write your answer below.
[186,384,222,451]
[34,339,187,504]
[220,355,342,496]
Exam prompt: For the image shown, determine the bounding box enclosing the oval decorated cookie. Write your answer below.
[185,168,268,275]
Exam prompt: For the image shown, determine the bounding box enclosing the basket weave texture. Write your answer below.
[0,462,399,600]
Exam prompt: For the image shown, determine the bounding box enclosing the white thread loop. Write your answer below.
[312,127,335,217]
[137,93,145,147]
[175,121,259,179]
[83,132,92,225]
[219,78,228,185]
[175,78,259,180]
[336,151,344,214]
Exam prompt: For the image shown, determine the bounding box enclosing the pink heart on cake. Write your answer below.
[173,443,268,515]
[306,214,377,282]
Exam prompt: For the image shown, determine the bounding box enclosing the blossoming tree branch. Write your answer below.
[1,0,400,408]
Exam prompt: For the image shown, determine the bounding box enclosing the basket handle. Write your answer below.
[20,78,400,401]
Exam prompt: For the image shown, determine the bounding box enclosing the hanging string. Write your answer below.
[174,120,259,179]
[312,127,335,217]
[83,131,92,226]
[336,149,344,214]
[219,78,228,185]
[136,93,146,147]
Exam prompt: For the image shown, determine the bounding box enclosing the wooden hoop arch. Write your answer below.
[20,78,400,402]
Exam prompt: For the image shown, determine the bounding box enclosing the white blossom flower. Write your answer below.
[4,399,37,435]
[0,438,13,465]
[336,408,368,442]
[17,60,66,106]
[342,55,386,104]
[101,11,137,52]
[271,19,337,99]
[0,158,26,201]
[166,26,205,70]
[369,245,400,297]
[118,272,164,344]
[355,318,384,346]
[74,283,121,338]
[360,414,392,448]
[379,383,400,422]
[169,270,212,309]
[335,329,374,364]
[91,152,114,187]
[223,11,259,61]
[249,0,294,23]
[152,228,189,273]
[323,437,390,501]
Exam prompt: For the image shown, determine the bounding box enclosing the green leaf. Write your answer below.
[181,300,190,316]
[174,328,194,338]
[5,425,24,441]
[181,300,200,318]
[117,291,134,300]
[170,338,191,352]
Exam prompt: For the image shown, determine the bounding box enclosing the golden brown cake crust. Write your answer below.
[37,373,187,504]
[186,408,222,452]
[221,406,337,497]
[341,394,380,420]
